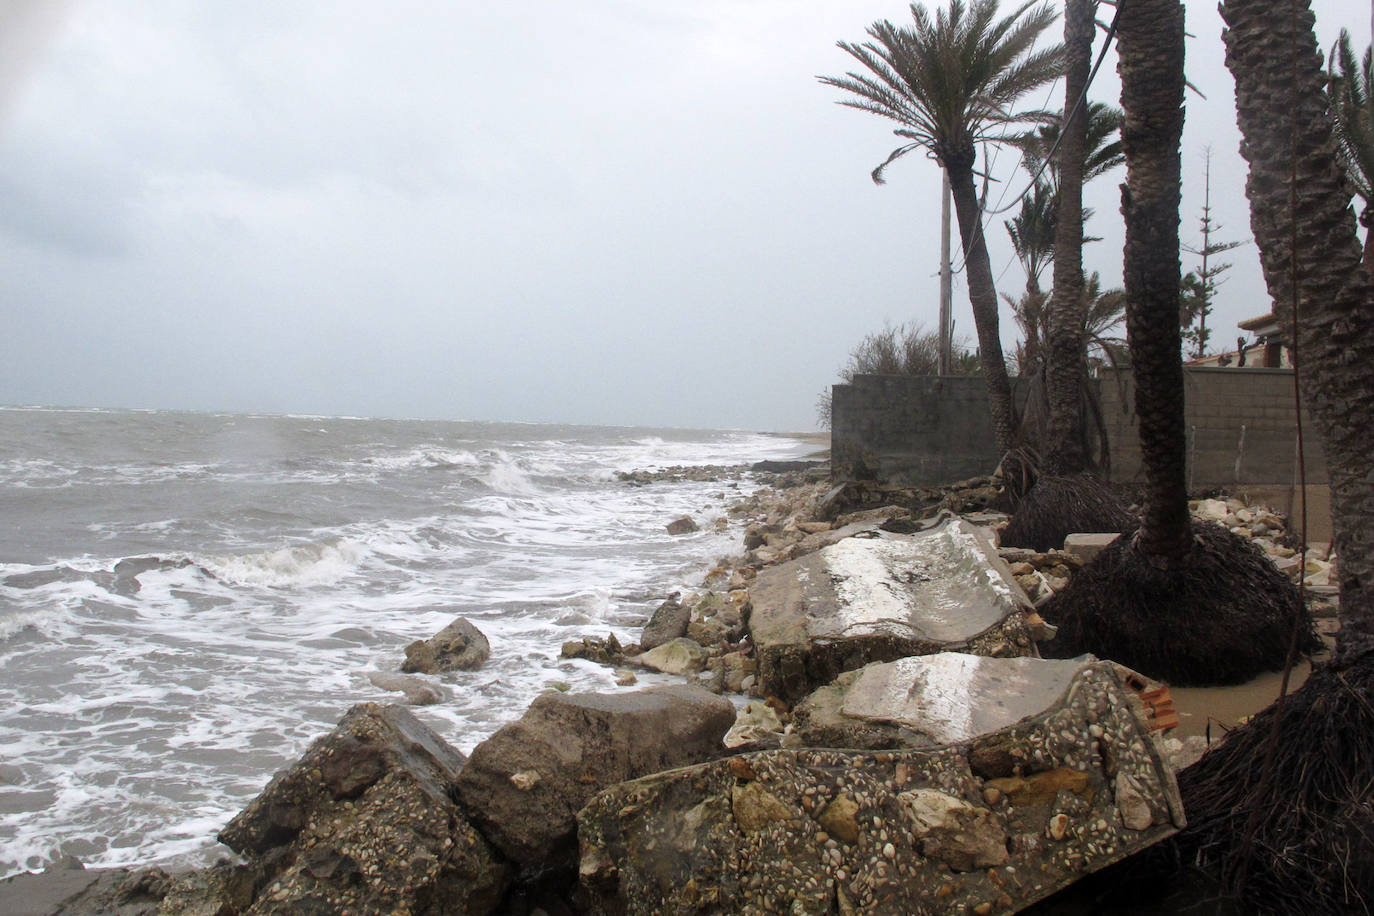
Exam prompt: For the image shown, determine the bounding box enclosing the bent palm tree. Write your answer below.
[821,0,1064,455]
[1328,29,1374,271]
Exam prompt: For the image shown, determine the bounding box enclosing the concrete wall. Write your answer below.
[831,375,1027,487]
[1097,366,1325,490]
[833,366,1326,493]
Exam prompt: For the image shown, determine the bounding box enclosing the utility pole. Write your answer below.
[938,168,953,375]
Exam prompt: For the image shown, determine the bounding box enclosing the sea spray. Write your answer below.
[0,407,814,877]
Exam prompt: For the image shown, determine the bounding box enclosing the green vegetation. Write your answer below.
[821,0,1064,453]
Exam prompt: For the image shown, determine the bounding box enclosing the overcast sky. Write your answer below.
[0,1,1365,431]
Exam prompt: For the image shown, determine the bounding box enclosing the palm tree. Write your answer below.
[1043,0,1096,475]
[1034,0,1306,687]
[1004,179,1058,298]
[1001,101,1123,377]
[1328,28,1374,272]
[1115,0,1191,563]
[1004,270,1124,376]
[1005,101,1125,189]
[820,0,1064,455]
[1168,1,1374,910]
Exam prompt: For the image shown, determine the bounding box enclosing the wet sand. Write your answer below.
[1169,617,1337,742]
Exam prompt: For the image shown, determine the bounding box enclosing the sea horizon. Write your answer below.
[0,408,815,877]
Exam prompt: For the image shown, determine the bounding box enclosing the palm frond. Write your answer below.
[821,0,1064,181]
[1327,29,1374,206]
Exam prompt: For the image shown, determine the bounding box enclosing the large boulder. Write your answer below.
[455,685,735,866]
[578,657,1183,914]
[748,519,1035,703]
[402,616,491,674]
[218,703,509,915]
[666,516,699,535]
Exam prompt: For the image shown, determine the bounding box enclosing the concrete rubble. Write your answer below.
[22,469,1298,915]
[578,655,1183,915]
[792,654,1098,750]
[749,518,1036,703]
[216,702,510,915]
[453,685,736,867]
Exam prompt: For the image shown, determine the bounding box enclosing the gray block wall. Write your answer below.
[832,367,1325,491]
[1097,366,1325,490]
[831,375,1027,486]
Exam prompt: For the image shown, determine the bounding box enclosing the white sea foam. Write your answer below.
[197,541,368,588]
[0,410,816,878]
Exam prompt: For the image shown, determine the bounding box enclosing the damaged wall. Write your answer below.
[833,368,1327,531]
[830,375,1028,487]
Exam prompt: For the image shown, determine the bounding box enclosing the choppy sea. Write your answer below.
[0,407,814,878]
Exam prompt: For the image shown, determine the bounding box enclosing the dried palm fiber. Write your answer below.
[1165,659,1374,915]
[1037,520,1316,686]
[999,473,1137,551]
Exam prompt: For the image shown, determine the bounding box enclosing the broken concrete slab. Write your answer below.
[792,654,1093,750]
[218,702,509,915]
[454,685,735,866]
[748,519,1035,703]
[577,656,1183,915]
[1063,532,1122,565]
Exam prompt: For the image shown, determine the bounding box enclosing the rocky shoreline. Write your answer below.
[0,460,1331,914]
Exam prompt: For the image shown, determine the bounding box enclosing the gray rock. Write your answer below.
[577,657,1183,915]
[0,862,147,916]
[635,637,709,675]
[560,632,631,666]
[455,685,735,865]
[723,701,784,748]
[402,616,491,674]
[218,703,509,915]
[666,516,699,535]
[367,670,449,706]
[749,519,1035,703]
[639,594,690,651]
[685,593,743,647]
[156,863,255,916]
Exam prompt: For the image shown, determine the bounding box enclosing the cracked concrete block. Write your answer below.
[748,519,1035,703]
[1063,532,1122,565]
[577,657,1183,915]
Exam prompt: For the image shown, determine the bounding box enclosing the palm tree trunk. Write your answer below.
[1044,0,1094,476]
[1118,0,1192,565]
[1222,0,1374,666]
[947,162,1016,455]
[1362,209,1374,277]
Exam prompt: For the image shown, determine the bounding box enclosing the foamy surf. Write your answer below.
[0,408,816,878]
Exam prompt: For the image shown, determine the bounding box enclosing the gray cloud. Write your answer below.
[0,0,1364,429]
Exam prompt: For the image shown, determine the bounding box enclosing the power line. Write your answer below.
[981,0,1125,218]
[985,74,1065,217]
